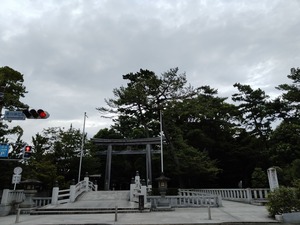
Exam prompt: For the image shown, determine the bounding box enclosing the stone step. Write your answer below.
[32,190,148,215]
[78,191,130,201]
[34,207,139,211]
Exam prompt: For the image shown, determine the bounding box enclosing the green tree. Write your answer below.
[0,66,28,144]
[97,68,222,187]
[0,66,28,189]
[161,86,240,187]
[232,83,276,139]
[27,125,101,190]
[0,66,28,111]
[269,121,300,168]
[98,68,199,137]
[276,67,300,120]
[267,67,300,185]
[230,83,279,186]
[251,167,268,188]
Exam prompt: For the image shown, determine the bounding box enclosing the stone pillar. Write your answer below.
[246,188,252,203]
[84,173,89,192]
[94,184,98,191]
[70,179,76,203]
[267,167,279,191]
[0,189,9,205]
[51,181,59,205]
[141,185,147,204]
[0,190,12,216]
[130,177,135,202]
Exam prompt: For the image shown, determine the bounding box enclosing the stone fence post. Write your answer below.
[51,181,59,205]
[84,174,89,192]
[246,188,252,203]
[141,185,147,203]
[70,179,76,203]
[268,167,279,191]
[1,189,9,205]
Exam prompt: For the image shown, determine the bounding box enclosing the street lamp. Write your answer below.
[160,110,164,173]
[155,110,171,208]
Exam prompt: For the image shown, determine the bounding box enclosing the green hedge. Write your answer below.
[266,186,300,217]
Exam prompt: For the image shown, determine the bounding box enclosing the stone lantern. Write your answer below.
[155,173,171,209]
[19,179,41,208]
[155,173,170,198]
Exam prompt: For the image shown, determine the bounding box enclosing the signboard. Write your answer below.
[12,167,22,190]
[14,167,23,175]
[0,144,9,158]
[4,111,26,120]
[12,174,21,184]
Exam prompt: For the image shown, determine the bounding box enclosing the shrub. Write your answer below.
[266,186,300,217]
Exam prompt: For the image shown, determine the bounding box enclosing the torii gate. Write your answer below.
[92,137,163,190]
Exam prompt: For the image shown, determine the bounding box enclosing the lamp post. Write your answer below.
[156,110,170,207]
[78,112,87,183]
[160,110,164,173]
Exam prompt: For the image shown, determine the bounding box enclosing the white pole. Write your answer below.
[78,112,87,183]
[160,110,164,173]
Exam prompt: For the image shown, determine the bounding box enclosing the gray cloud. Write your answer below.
[1,0,300,143]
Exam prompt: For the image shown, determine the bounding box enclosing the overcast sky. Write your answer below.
[1,0,300,144]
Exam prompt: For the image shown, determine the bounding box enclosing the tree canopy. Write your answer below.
[95,66,300,189]
[1,66,300,191]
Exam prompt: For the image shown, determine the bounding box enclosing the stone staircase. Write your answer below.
[31,191,150,215]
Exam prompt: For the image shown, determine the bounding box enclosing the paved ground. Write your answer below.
[0,200,279,225]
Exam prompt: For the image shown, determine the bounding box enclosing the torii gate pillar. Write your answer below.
[146,144,152,186]
[104,144,112,190]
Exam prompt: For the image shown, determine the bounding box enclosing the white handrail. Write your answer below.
[51,176,97,205]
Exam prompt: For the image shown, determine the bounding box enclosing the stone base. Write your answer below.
[282,212,300,223]
[152,205,174,211]
[0,205,11,217]
[153,198,173,211]
[275,214,283,222]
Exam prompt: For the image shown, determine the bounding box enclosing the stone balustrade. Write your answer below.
[51,176,98,205]
[0,189,26,216]
[179,188,270,204]
[32,197,52,207]
[148,194,221,208]
[0,189,25,206]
